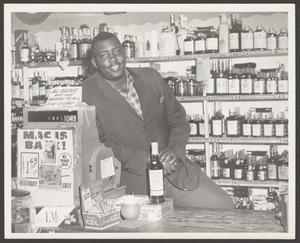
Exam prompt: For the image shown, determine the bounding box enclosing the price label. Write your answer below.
[21,152,39,178]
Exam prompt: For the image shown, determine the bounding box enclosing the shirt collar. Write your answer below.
[105,69,135,94]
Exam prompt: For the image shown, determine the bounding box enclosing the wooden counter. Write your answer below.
[39,207,285,233]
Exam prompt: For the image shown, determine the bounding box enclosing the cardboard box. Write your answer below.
[81,211,120,230]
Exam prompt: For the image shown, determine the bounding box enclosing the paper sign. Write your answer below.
[46,86,82,107]
[100,157,115,179]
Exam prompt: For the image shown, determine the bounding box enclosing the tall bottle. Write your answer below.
[20,33,30,64]
[254,24,267,51]
[266,74,278,94]
[32,72,40,101]
[159,26,177,57]
[147,142,165,204]
[11,71,20,100]
[278,27,288,50]
[205,26,219,53]
[211,105,224,137]
[253,74,265,94]
[267,145,278,180]
[78,25,91,59]
[278,150,288,181]
[229,14,241,52]
[251,113,262,137]
[206,60,216,95]
[263,112,274,137]
[274,112,288,137]
[215,59,229,95]
[226,108,242,137]
[277,69,288,94]
[183,32,194,55]
[176,14,188,56]
[267,28,277,50]
[228,59,240,94]
[242,112,252,137]
[241,26,254,52]
[39,71,46,101]
[210,146,221,179]
[70,27,79,61]
[218,13,229,54]
[240,63,253,94]
[194,32,206,54]
[221,153,231,179]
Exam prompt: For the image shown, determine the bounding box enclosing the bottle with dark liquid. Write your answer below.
[183,33,194,55]
[221,153,231,179]
[147,142,165,204]
[206,60,216,95]
[215,60,228,95]
[205,26,219,53]
[251,113,263,137]
[267,145,278,181]
[242,112,252,137]
[210,146,221,179]
[229,15,241,52]
[228,59,240,95]
[277,150,288,181]
[122,34,132,59]
[70,27,79,61]
[211,109,224,137]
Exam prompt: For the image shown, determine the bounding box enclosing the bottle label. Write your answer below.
[243,123,252,136]
[278,36,288,50]
[70,43,78,59]
[254,31,267,49]
[32,84,39,97]
[206,78,215,93]
[234,169,243,179]
[246,171,254,181]
[254,80,265,94]
[228,78,240,94]
[241,32,254,50]
[257,170,266,180]
[267,164,278,180]
[278,79,288,93]
[189,123,198,136]
[275,124,284,137]
[149,169,164,196]
[184,40,194,53]
[229,33,239,50]
[252,124,262,136]
[267,36,277,50]
[12,85,20,99]
[278,165,288,180]
[263,124,273,136]
[194,39,205,52]
[222,168,231,178]
[20,48,29,62]
[206,38,218,51]
[212,120,223,136]
[227,120,238,135]
[199,122,205,136]
[216,78,228,94]
[39,86,46,96]
[240,78,252,94]
[266,80,277,93]
[79,43,91,58]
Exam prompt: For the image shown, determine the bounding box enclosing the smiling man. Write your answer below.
[82,32,233,209]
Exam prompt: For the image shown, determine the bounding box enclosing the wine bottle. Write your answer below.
[147,142,165,204]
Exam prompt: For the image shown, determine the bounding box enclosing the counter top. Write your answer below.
[39,207,285,233]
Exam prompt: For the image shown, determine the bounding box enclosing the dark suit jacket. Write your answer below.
[83,67,198,194]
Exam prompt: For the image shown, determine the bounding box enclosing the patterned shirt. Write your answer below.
[106,69,144,119]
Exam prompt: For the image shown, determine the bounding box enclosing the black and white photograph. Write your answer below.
[3,3,296,239]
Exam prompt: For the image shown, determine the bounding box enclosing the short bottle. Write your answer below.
[147,142,165,204]
[277,72,288,94]
[194,33,206,54]
[256,163,267,181]
[253,74,266,95]
[228,60,240,95]
[274,112,288,137]
[245,164,254,181]
[266,75,278,94]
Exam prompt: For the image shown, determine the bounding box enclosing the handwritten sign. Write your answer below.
[46,86,82,107]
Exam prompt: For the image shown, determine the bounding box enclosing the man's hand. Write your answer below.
[159,148,179,175]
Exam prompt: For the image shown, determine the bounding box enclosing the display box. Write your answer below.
[81,211,120,230]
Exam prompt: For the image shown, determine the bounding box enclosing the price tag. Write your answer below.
[21,152,39,178]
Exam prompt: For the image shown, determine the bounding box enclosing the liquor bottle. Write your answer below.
[78,25,91,59]
[221,153,231,179]
[20,33,30,64]
[242,112,252,137]
[233,156,244,180]
[39,71,46,101]
[11,71,20,100]
[147,142,165,204]
[251,113,262,137]
[175,77,186,97]
[183,33,194,55]
[186,76,197,96]
[198,115,205,137]
[240,66,253,94]
[19,73,24,100]
[266,74,278,94]
[215,60,228,95]
[257,163,267,181]
[277,150,288,181]
[210,147,221,179]
[188,114,199,137]
[218,13,229,54]
[28,79,33,101]
[226,108,242,137]
[229,14,241,52]
[70,27,78,61]
[45,76,53,99]
[129,35,135,58]
[211,108,224,137]
[262,112,274,137]
[241,26,254,52]
[267,28,277,50]
[254,24,267,51]
[194,32,206,54]
[245,164,254,181]
[267,145,278,180]
[32,72,40,101]
[159,26,176,57]
[206,60,216,95]
[253,74,265,94]
[277,71,288,94]
[228,59,240,94]
[278,27,288,50]
[122,34,132,58]
[274,112,288,137]
[205,26,219,53]
[76,66,84,86]
[176,14,188,56]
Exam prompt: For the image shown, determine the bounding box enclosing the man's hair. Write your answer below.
[91,32,121,55]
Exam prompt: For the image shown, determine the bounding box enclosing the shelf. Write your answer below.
[188,136,288,144]
[177,94,288,102]
[213,179,288,188]
[127,50,288,63]
[13,50,288,69]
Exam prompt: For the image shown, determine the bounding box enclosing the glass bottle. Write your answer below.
[38,71,46,101]
[257,163,267,181]
[186,76,197,96]
[183,33,194,55]
[218,13,229,54]
[11,71,20,100]
[215,60,228,95]
[229,16,241,52]
[226,108,242,137]
[277,71,288,94]
[277,151,288,181]
[45,76,53,99]
[246,164,254,181]
[20,33,30,64]
[267,145,278,181]
[211,109,224,137]
[70,27,78,61]
[206,26,219,53]
[189,114,199,137]
[253,74,265,94]
[233,157,244,180]
[263,112,274,137]
[19,73,24,100]
[228,59,240,94]
[278,27,288,50]
[242,112,252,137]
[266,74,278,94]
[211,147,221,179]
[251,113,262,137]
[78,25,91,59]
[147,142,165,204]
[159,26,177,57]
[267,28,277,50]
[198,115,205,137]
[240,66,253,94]
[194,32,206,54]
[32,72,40,101]
[176,14,188,56]
[254,24,267,51]
[274,112,288,137]
[175,77,186,97]
[221,153,231,179]
[206,60,216,95]
[241,25,254,52]
[122,34,132,59]
[129,35,136,58]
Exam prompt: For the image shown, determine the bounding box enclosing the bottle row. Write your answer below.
[187,145,288,182]
[187,107,288,138]
[12,12,288,65]
[11,68,85,101]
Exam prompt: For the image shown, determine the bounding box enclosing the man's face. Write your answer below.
[92,38,126,81]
